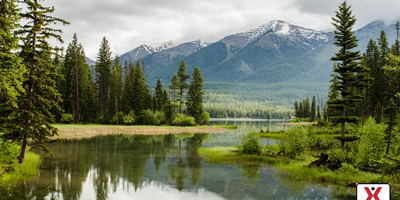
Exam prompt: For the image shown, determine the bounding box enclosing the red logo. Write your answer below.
[364,187,382,200]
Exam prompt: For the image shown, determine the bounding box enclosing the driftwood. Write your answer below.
[308,153,342,170]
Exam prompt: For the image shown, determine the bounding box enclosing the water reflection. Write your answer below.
[0,121,360,200]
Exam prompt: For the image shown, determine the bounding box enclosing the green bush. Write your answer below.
[196,111,210,125]
[0,140,20,173]
[237,132,262,154]
[356,117,386,167]
[123,111,136,125]
[339,162,360,174]
[109,111,124,124]
[279,126,309,158]
[172,113,195,126]
[61,113,73,124]
[182,116,195,126]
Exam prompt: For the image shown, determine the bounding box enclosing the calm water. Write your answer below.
[0,120,357,200]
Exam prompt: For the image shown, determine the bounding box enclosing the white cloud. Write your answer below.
[37,0,400,59]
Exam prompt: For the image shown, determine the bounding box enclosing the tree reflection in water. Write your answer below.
[0,133,209,199]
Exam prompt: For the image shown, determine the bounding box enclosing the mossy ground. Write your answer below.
[0,151,41,184]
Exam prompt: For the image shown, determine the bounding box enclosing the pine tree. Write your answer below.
[4,0,69,163]
[186,67,205,118]
[0,0,26,133]
[163,88,169,110]
[109,56,123,124]
[121,63,134,114]
[132,61,146,115]
[384,98,397,154]
[304,97,310,119]
[299,101,303,118]
[378,30,390,118]
[0,0,25,108]
[169,73,179,116]
[176,60,190,114]
[311,96,316,121]
[294,101,298,118]
[95,37,112,123]
[155,78,163,111]
[328,1,367,150]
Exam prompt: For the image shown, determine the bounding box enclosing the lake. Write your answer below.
[0,119,356,200]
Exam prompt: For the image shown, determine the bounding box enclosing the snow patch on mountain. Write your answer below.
[128,41,175,55]
[234,20,333,45]
[189,39,215,49]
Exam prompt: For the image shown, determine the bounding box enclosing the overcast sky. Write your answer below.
[40,0,400,59]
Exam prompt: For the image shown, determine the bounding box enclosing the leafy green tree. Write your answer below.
[155,78,163,111]
[294,101,298,118]
[152,94,157,111]
[4,0,69,163]
[304,97,310,119]
[186,67,205,119]
[328,1,368,150]
[95,37,112,123]
[177,60,190,114]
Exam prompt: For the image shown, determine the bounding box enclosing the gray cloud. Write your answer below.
[38,0,400,59]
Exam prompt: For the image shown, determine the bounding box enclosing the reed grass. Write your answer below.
[53,124,229,139]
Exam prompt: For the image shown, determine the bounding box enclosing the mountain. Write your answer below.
[119,39,214,74]
[148,20,399,86]
[149,20,334,84]
[119,41,175,65]
[86,57,95,66]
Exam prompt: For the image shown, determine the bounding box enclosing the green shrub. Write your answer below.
[279,126,309,158]
[196,111,210,125]
[0,140,20,172]
[237,132,262,154]
[123,111,136,125]
[339,162,360,174]
[109,111,124,124]
[61,113,73,124]
[172,114,195,126]
[181,116,195,126]
[357,117,386,166]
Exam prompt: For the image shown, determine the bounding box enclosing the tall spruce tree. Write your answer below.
[95,37,112,123]
[328,1,367,150]
[132,61,146,115]
[5,0,69,163]
[384,98,397,154]
[378,30,390,118]
[0,0,25,108]
[169,73,179,116]
[155,78,163,111]
[121,63,134,114]
[109,56,123,124]
[177,60,190,114]
[0,0,26,134]
[294,101,298,118]
[186,67,205,118]
[311,96,316,121]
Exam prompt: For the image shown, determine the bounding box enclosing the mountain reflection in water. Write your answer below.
[0,121,357,200]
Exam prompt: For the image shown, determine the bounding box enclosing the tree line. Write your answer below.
[0,0,207,165]
[57,35,208,126]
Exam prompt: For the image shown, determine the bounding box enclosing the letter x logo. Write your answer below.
[364,187,382,200]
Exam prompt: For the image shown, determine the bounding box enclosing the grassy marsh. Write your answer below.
[53,124,236,139]
[0,151,41,184]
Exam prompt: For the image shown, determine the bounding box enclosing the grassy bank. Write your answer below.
[53,124,237,139]
[0,151,41,184]
[198,147,396,186]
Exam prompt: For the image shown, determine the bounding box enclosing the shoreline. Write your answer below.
[53,124,231,139]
